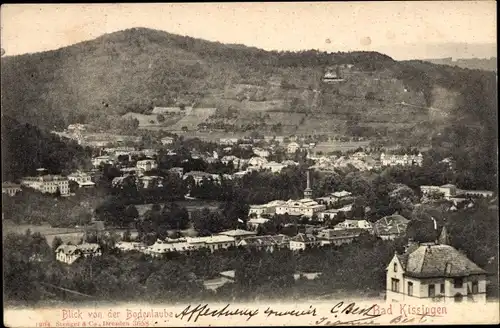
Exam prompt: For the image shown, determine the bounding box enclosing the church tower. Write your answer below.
[304,169,313,199]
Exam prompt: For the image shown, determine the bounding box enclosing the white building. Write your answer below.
[289,233,321,251]
[287,142,301,154]
[252,148,270,158]
[386,228,487,303]
[161,136,175,145]
[316,205,353,221]
[20,175,70,195]
[145,236,236,257]
[248,200,286,217]
[115,241,147,252]
[2,182,21,196]
[317,228,365,246]
[380,153,423,167]
[218,229,257,243]
[275,199,326,218]
[55,243,101,264]
[248,156,268,169]
[334,219,372,230]
[262,161,287,173]
[136,159,158,172]
[138,175,164,189]
[92,155,114,168]
[67,171,95,188]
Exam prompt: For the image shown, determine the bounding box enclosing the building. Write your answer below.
[316,190,353,206]
[20,175,70,195]
[237,234,290,252]
[247,217,270,230]
[2,182,21,196]
[55,243,101,264]
[218,229,258,243]
[275,199,326,218]
[262,161,287,173]
[373,213,409,240]
[247,156,268,169]
[318,228,365,246]
[67,171,95,188]
[92,155,114,168]
[169,167,184,178]
[136,159,158,172]
[287,142,301,154]
[252,148,270,158]
[334,219,372,230]
[289,233,321,251]
[219,138,239,146]
[421,184,494,200]
[145,236,236,257]
[138,175,164,189]
[248,200,286,217]
[160,136,175,145]
[183,171,219,185]
[420,184,457,199]
[316,205,353,221]
[386,228,488,303]
[115,241,147,252]
[380,153,423,167]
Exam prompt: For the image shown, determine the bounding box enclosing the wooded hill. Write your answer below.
[1,28,495,137]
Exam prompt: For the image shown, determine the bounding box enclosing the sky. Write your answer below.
[1,2,497,60]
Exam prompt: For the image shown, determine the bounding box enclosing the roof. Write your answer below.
[219,229,257,237]
[319,228,365,239]
[440,184,457,188]
[399,244,487,278]
[238,234,290,247]
[331,190,352,198]
[291,233,318,243]
[248,218,270,224]
[2,182,21,188]
[56,243,100,255]
[374,214,409,236]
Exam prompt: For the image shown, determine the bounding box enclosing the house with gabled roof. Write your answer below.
[237,234,290,252]
[289,233,321,251]
[55,243,101,264]
[386,227,488,303]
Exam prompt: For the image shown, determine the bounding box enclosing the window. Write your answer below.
[428,284,436,297]
[454,278,463,288]
[391,278,400,292]
[472,281,479,294]
[394,263,397,272]
[408,282,413,296]
[440,283,445,294]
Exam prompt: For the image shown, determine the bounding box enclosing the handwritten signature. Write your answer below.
[175,304,259,323]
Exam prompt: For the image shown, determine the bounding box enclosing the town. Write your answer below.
[3,124,498,304]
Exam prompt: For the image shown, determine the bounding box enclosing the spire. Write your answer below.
[438,226,450,245]
[304,169,313,199]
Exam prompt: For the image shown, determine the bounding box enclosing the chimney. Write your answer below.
[306,170,311,189]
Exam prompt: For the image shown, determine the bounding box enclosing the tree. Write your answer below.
[51,236,64,252]
[157,114,165,123]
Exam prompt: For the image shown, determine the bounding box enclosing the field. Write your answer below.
[2,221,86,245]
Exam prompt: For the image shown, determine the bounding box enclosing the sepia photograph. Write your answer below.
[1,2,498,326]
